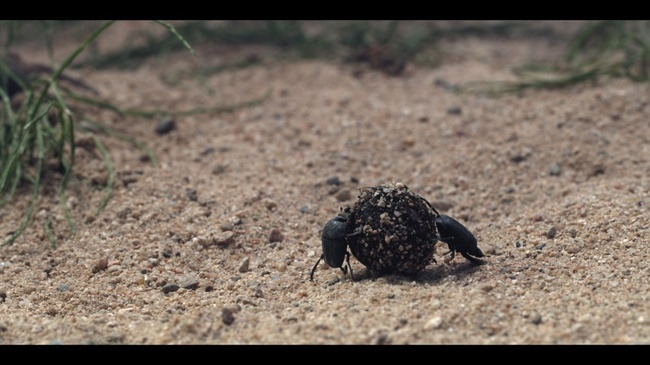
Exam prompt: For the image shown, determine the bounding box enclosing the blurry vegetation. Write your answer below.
[0,21,198,246]
[1,20,649,247]
[462,21,650,94]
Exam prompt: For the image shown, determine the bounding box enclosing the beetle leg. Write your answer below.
[460,251,485,265]
[344,251,354,281]
[441,248,456,263]
[346,226,363,238]
[309,255,324,281]
[441,249,455,257]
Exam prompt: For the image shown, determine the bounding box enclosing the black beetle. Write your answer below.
[424,201,485,265]
[310,212,354,281]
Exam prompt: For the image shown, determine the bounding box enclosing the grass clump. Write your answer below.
[461,21,650,95]
[0,21,203,247]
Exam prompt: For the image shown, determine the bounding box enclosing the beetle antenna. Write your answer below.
[420,196,440,217]
[309,255,323,281]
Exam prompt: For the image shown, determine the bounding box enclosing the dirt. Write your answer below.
[0,21,648,344]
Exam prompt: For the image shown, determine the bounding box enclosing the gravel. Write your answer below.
[268,228,284,243]
[214,232,235,246]
[425,317,443,330]
[335,189,352,201]
[162,284,180,294]
[181,277,199,290]
[238,257,250,273]
[222,307,235,326]
[547,226,557,239]
[155,118,176,135]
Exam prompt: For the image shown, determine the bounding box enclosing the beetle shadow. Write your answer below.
[349,259,485,285]
[416,260,485,284]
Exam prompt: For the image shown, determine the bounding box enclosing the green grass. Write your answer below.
[460,21,650,95]
[0,21,202,247]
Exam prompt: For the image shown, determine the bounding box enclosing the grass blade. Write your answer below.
[92,135,114,216]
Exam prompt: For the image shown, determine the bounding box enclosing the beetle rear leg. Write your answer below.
[309,255,323,281]
[340,251,354,281]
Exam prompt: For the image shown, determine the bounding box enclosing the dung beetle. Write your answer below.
[424,201,485,265]
[310,212,354,281]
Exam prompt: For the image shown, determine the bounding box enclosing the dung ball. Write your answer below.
[345,182,438,275]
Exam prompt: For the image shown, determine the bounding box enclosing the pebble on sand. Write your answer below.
[335,189,352,201]
[531,313,543,325]
[546,226,557,239]
[269,228,284,243]
[214,231,235,246]
[425,316,443,330]
[162,283,180,294]
[549,163,562,176]
[238,257,250,273]
[222,307,235,325]
[446,106,462,115]
[181,277,200,290]
[326,177,342,185]
[566,238,584,254]
[92,258,109,274]
[155,118,176,135]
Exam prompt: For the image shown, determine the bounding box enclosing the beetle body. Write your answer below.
[435,214,484,264]
[310,212,354,281]
[421,198,484,265]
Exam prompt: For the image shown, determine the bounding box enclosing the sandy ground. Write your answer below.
[0,21,648,344]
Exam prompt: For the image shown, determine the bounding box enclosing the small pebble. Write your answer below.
[181,277,199,290]
[205,285,214,292]
[549,163,562,176]
[155,118,176,135]
[268,228,284,243]
[214,231,235,246]
[446,106,462,115]
[186,189,198,202]
[238,257,250,273]
[326,177,342,185]
[229,216,243,226]
[431,200,454,211]
[0,291,6,303]
[263,199,277,210]
[510,154,527,163]
[335,189,352,201]
[515,241,522,248]
[425,316,443,330]
[480,284,494,292]
[162,283,180,294]
[201,147,215,156]
[535,243,546,250]
[299,205,309,214]
[253,287,264,298]
[212,165,227,175]
[547,226,557,239]
[566,238,584,254]
[222,307,235,325]
[92,258,109,274]
[531,313,543,325]
[58,285,69,292]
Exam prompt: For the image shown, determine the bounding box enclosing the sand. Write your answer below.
[0,21,648,344]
